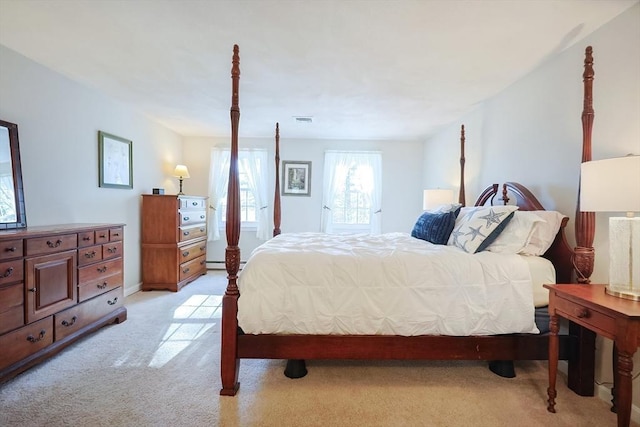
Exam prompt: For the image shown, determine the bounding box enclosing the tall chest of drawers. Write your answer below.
[141,195,207,292]
[0,224,127,383]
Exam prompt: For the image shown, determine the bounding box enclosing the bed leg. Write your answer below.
[488,360,516,378]
[220,294,240,396]
[567,322,595,396]
[284,359,308,379]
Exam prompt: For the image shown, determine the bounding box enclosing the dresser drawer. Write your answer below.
[179,240,207,264]
[78,231,95,248]
[0,259,23,286]
[78,273,122,302]
[0,283,24,334]
[55,287,123,341]
[180,210,207,226]
[180,197,206,210]
[109,227,124,242]
[554,295,616,335]
[179,254,206,282]
[179,224,207,242]
[78,244,103,266]
[78,258,123,284]
[102,241,123,260]
[0,317,54,371]
[26,234,77,256]
[95,229,110,244]
[0,239,23,260]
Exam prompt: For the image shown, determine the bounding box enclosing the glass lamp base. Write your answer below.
[605,285,640,301]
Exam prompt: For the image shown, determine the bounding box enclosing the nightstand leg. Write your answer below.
[547,313,559,413]
[611,344,618,413]
[616,345,633,427]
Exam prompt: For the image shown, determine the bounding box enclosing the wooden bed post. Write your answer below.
[459,124,466,207]
[574,46,595,284]
[274,123,281,237]
[220,44,241,396]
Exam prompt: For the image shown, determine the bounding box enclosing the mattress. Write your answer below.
[237,232,548,336]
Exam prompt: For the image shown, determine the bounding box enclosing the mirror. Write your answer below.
[0,119,27,229]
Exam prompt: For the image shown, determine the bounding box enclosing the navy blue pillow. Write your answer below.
[411,210,458,245]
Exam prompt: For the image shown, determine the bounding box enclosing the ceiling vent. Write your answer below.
[293,116,313,123]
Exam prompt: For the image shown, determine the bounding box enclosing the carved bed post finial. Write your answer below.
[574,46,595,283]
[273,123,281,237]
[221,44,241,396]
[459,124,466,207]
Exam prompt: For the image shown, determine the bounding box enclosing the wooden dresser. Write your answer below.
[141,195,207,292]
[0,224,127,383]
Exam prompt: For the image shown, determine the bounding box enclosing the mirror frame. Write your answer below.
[0,119,27,229]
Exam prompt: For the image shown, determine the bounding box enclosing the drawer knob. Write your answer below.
[183,267,190,274]
[575,308,590,319]
[61,316,78,327]
[27,330,46,343]
[2,266,13,278]
[97,282,108,289]
[183,216,190,221]
[183,231,190,236]
[97,266,108,273]
[83,236,91,241]
[5,246,16,252]
[28,287,36,293]
[192,201,198,206]
[85,251,96,259]
[46,239,62,248]
[107,247,117,253]
[182,251,190,257]
[107,297,118,306]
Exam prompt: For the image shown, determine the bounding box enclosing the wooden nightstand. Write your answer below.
[545,284,640,427]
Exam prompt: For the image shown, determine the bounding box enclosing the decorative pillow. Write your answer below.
[486,211,545,254]
[411,210,459,245]
[447,205,518,253]
[521,211,566,256]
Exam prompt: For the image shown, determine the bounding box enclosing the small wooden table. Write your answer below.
[545,284,640,427]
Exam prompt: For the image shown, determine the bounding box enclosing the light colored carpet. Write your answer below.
[0,271,630,427]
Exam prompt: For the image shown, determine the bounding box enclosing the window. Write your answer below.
[321,151,382,234]
[207,148,269,241]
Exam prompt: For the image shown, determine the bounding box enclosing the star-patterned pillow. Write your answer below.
[447,205,519,253]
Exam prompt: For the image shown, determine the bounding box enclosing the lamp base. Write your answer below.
[605,285,640,301]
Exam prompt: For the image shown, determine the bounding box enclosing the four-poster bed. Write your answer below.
[220,45,597,397]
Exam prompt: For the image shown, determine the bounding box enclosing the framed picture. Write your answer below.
[282,161,311,196]
[98,131,133,189]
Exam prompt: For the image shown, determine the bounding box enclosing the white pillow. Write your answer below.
[486,211,545,254]
[521,211,566,256]
[447,205,519,253]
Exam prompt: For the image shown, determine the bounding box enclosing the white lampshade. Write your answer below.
[580,155,640,213]
[423,189,454,211]
[173,164,190,179]
[580,155,640,300]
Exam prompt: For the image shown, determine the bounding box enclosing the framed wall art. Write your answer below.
[282,160,311,196]
[98,131,133,189]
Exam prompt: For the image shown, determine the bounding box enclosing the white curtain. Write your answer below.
[207,148,230,241]
[207,147,270,241]
[240,150,270,240]
[321,151,382,234]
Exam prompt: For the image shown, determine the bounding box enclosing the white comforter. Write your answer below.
[237,232,539,336]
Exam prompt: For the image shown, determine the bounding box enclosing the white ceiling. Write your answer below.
[0,0,637,141]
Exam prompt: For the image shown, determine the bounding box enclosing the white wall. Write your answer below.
[183,135,424,263]
[424,2,640,412]
[0,45,184,295]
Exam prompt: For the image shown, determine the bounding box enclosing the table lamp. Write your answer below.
[173,164,190,195]
[580,155,640,300]
[423,189,455,211]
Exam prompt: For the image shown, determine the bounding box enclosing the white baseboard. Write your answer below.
[596,382,640,424]
[125,282,142,296]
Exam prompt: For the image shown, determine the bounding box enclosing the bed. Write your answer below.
[220,45,597,397]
